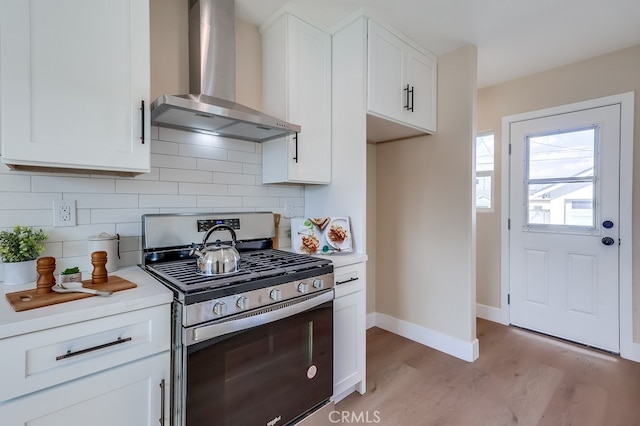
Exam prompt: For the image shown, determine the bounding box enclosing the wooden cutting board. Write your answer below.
[5,275,137,312]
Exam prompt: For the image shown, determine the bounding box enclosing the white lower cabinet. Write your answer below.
[0,304,171,425]
[333,261,366,402]
[0,352,169,426]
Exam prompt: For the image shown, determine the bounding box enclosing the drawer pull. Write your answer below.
[336,277,359,285]
[55,336,132,361]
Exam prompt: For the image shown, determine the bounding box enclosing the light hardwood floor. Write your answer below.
[335,319,640,425]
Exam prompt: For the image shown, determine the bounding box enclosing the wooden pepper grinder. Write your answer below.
[36,256,56,295]
[91,251,109,284]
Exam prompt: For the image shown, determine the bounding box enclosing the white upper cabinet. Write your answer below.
[261,14,332,184]
[367,20,437,139]
[0,0,150,175]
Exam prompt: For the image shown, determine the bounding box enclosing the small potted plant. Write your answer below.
[0,225,48,285]
[59,267,82,284]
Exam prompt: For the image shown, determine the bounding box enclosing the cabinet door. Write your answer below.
[405,46,437,132]
[333,290,366,400]
[367,20,406,123]
[262,14,331,184]
[287,16,332,183]
[0,352,170,426]
[0,0,150,174]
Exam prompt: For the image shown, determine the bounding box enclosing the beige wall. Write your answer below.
[374,45,477,342]
[477,44,640,342]
[366,144,377,313]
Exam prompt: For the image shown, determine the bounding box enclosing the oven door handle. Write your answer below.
[189,290,334,345]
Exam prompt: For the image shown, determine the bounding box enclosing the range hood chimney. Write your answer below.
[150,0,300,142]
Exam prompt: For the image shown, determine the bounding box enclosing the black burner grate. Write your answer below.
[145,249,330,293]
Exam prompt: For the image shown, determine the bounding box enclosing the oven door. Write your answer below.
[180,290,333,426]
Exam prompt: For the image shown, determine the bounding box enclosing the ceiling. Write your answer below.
[235,0,640,88]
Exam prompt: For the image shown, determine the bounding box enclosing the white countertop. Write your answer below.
[313,253,368,268]
[0,266,173,340]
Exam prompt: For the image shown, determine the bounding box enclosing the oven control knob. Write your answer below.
[312,279,324,290]
[298,282,309,294]
[212,302,227,316]
[270,288,282,301]
[236,296,249,310]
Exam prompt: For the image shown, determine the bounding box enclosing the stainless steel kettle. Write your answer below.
[190,225,240,275]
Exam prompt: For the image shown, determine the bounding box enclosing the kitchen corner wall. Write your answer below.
[0,128,302,280]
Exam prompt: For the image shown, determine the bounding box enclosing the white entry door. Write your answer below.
[509,104,621,352]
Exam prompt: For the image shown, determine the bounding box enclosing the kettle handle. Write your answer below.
[202,224,238,247]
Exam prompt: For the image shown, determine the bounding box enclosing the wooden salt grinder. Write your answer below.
[36,256,56,295]
[91,251,108,284]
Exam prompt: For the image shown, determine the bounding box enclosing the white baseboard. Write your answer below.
[621,341,640,363]
[367,312,479,362]
[476,303,509,325]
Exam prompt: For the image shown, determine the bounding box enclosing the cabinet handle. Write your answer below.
[404,84,410,110]
[159,379,166,425]
[140,100,145,144]
[292,133,299,163]
[404,85,415,112]
[55,336,132,361]
[409,85,414,112]
[336,277,359,285]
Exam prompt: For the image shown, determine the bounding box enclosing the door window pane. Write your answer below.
[528,129,595,180]
[526,127,596,228]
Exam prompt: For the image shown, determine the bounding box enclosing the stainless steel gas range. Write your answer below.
[141,212,334,426]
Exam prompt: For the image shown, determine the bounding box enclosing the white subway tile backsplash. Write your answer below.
[179,143,227,160]
[242,163,262,175]
[179,182,227,196]
[267,186,305,197]
[197,158,243,173]
[90,208,159,224]
[151,139,179,156]
[74,194,140,209]
[197,196,243,209]
[228,185,269,197]
[227,150,261,164]
[151,153,197,169]
[63,240,87,258]
[0,193,61,210]
[116,179,178,194]
[134,167,160,181]
[32,176,115,193]
[138,194,197,208]
[0,209,53,227]
[0,131,303,282]
[213,172,255,185]
[0,174,31,192]
[160,168,212,183]
[157,127,213,146]
[242,196,281,208]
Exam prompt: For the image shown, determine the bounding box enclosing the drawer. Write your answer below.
[0,304,170,402]
[333,261,365,298]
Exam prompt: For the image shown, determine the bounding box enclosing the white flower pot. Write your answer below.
[3,260,37,285]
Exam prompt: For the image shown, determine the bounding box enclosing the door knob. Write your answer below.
[601,237,615,246]
[602,220,614,229]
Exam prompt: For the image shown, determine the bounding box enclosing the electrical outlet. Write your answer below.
[53,200,76,227]
[284,202,294,218]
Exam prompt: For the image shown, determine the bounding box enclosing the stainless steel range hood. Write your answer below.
[151,0,300,142]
